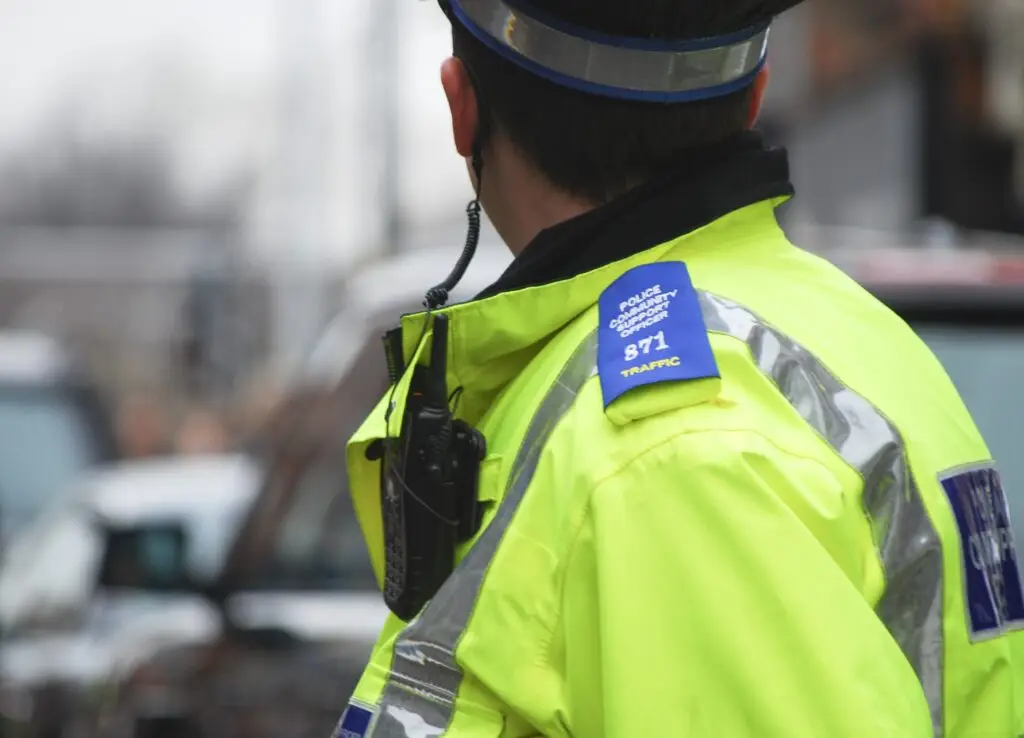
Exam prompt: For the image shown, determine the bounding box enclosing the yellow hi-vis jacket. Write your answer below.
[342,197,1022,736]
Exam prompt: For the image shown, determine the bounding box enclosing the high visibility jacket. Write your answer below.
[341,140,1022,738]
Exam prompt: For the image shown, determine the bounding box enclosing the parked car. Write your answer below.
[0,330,119,551]
[0,250,475,737]
[0,454,260,738]
[84,246,511,738]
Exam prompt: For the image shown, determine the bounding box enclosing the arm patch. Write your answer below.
[940,464,1024,639]
[335,701,377,738]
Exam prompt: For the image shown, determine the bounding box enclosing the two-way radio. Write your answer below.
[375,314,487,621]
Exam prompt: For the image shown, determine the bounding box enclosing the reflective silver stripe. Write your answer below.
[371,291,945,737]
[451,0,770,100]
[697,292,945,737]
[369,332,598,738]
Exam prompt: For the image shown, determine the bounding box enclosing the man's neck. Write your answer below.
[500,196,595,257]
[483,141,597,256]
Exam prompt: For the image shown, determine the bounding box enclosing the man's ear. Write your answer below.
[441,56,479,158]
[748,64,771,127]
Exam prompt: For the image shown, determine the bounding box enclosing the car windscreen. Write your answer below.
[0,386,102,541]
[226,308,400,593]
[913,324,1024,545]
[240,458,378,592]
[0,492,251,633]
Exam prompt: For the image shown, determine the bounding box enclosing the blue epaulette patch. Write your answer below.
[334,701,378,738]
[598,262,719,407]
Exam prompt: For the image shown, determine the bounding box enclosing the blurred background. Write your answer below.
[1,1,1024,737]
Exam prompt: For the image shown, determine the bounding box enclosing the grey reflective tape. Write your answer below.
[370,292,944,737]
[369,332,598,738]
[452,0,770,100]
[698,292,945,737]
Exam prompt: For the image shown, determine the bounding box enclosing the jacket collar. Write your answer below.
[397,132,795,422]
[475,131,792,299]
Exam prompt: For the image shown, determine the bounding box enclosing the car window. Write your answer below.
[914,325,1024,544]
[0,490,250,633]
[250,459,376,591]
[225,315,393,593]
[0,387,100,541]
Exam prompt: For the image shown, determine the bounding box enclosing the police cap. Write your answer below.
[438,0,806,102]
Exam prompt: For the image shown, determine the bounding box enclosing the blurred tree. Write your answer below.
[0,118,251,230]
[0,105,261,411]
[179,268,248,403]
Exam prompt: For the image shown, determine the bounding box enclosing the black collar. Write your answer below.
[475,132,794,300]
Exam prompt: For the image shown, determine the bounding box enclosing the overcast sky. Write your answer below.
[0,0,277,137]
[0,0,473,264]
[0,1,817,266]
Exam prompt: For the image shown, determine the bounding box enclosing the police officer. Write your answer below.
[338,1,1023,736]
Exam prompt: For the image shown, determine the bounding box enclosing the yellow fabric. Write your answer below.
[346,199,1021,736]
[558,428,932,738]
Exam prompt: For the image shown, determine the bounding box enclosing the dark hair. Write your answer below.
[452,0,803,203]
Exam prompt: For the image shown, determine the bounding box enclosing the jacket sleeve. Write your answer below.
[558,428,934,738]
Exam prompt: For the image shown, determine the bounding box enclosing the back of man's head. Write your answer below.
[452,0,803,203]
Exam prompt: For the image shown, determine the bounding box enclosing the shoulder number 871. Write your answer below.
[625,330,669,361]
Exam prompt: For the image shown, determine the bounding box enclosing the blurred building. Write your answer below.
[766,0,1024,234]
